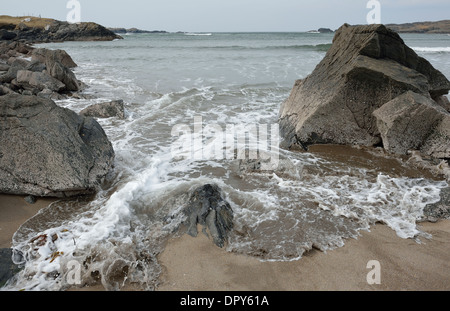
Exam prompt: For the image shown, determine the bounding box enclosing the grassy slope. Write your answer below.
[0,15,57,29]
[386,20,450,33]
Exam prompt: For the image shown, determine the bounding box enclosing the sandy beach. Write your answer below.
[1,193,449,291]
[156,222,450,291]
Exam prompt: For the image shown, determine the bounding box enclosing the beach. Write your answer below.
[156,221,450,291]
[0,195,57,249]
[1,29,450,291]
[1,194,449,291]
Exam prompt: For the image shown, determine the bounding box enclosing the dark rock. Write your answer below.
[318,28,334,33]
[423,187,450,222]
[2,17,122,44]
[0,58,31,83]
[16,69,65,93]
[24,195,36,204]
[0,85,15,95]
[184,184,234,248]
[279,24,450,159]
[0,29,17,40]
[79,100,125,119]
[0,249,22,288]
[0,94,115,197]
[25,60,46,73]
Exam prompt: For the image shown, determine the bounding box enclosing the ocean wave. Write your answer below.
[412,47,450,53]
[185,32,212,36]
[182,43,332,52]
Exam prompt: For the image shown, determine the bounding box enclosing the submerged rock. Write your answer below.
[423,187,450,222]
[0,249,22,288]
[0,94,115,197]
[279,23,450,159]
[184,184,234,248]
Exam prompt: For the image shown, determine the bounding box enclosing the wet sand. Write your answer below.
[0,194,57,249]
[157,221,450,291]
[1,193,449,291]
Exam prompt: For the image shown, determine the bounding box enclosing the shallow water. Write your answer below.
[4,32,450,291]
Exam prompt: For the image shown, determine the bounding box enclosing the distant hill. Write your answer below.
[386,20,450,34]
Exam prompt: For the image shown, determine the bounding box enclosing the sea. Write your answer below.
[3,32,450,291]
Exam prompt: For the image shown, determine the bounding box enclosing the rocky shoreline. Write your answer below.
[1,22,450,290]
[0,15,122,44]
[0,41,118,198]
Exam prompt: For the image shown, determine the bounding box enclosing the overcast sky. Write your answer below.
[1,0,449,32]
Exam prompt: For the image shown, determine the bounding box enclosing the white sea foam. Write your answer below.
[412,47,450,53]
[185,32,212,36]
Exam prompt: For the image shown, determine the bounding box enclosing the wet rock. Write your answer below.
[279,24,450,157]
[0,249,22,288]
[423,187,450,222]
[0,94,115,197]
[184,184,234,248]
[80,100,125,119]
[24,195,36,204]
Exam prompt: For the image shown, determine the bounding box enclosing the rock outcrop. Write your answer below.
[184,184,234,248]
[0,16,122,43]
[0,41,81,97]
[0,94,115,197]
[279,23,450,159]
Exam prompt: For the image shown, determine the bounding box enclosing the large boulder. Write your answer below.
[184,184,234,248]
[0,94,115,197]
[279,24,450,157]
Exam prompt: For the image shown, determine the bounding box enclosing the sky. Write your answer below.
[1,0,449,32]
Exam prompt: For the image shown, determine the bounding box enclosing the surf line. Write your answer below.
[171,116,280,170]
